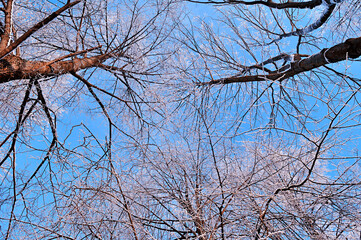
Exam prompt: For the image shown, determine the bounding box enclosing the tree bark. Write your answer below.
[204,37,361,85]
[0,54,109,83]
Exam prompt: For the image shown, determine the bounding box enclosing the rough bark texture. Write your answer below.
[205,36,361,85]
[0,0,92,84]
[0,54,109,83]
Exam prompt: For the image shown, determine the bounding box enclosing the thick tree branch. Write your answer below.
[0,0,13,50]
[0,0,81,58]
[202,37,361,85]
[0,53,109,83]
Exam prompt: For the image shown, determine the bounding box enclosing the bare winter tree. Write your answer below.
[1,0,361,239]
[160,0,361,239]
[0,0,180,239]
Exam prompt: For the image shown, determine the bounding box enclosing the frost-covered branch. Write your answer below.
[0,0,81,58]
[202,36,361,85]
[267,2,337,45]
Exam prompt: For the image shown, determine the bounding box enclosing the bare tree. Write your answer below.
[166,0,361,238]
[1,0,361,239]
[0,0,179,238]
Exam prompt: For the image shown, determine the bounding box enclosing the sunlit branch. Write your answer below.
[201,37,361,85]
[0,0,81,58]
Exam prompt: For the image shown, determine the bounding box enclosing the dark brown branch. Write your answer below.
[267,3,336,45]
[187,0,323,9]
[203,37,361,85]
[0,79,34,167]
[0,53,109,83]
[0,0,13,50]
[0,0,81,59]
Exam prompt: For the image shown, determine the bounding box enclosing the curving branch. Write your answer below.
[267,3,336,45]
[188,0,341,45]
[201,37,361,85]
[187,0,324,9]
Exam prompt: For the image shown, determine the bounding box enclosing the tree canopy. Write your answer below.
[1,0,361,239]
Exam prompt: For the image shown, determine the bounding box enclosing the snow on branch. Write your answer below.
[266,2,337,45]
[202,36,361,85]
